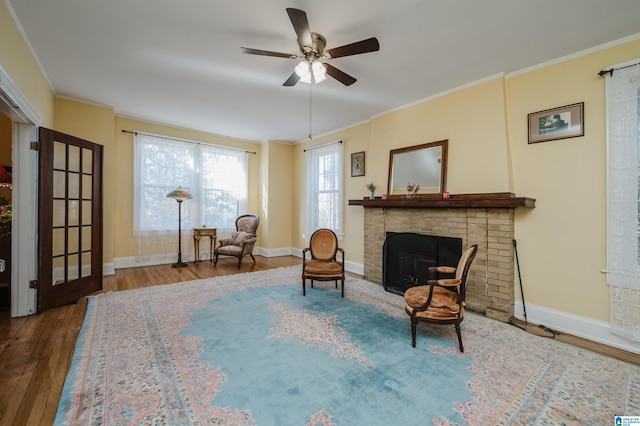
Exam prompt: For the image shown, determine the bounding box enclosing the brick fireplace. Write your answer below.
[349,193,535,323]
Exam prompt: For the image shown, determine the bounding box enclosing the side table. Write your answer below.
[192,228,217,263]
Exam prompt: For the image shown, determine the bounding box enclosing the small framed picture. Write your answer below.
[528,102,584,144]
[351,151,365,177]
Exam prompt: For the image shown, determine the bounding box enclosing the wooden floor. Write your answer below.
[1,255,638,425]
[0,255,300,426]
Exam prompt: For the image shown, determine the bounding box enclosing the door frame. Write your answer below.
[0,66,40,317]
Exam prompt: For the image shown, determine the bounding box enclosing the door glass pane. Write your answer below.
[68,226,79,255]
[82,148,93,174]
[53,200,66,227]
[81,226,91,251]
[68,254,79,281]
[68,172,80,199]
[68,145,80,172]
[68,200,79,226]
[82,201,92,225]
[52,256,64,286]
[53,141,66,170]
[52,228,65,257]
[81,252,91,278]
[53,170,66,198]
[82,175,92,199]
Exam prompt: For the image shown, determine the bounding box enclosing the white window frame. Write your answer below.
[133,132,248,237]
[305,141,343,241]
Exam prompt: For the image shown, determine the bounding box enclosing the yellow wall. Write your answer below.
[507,39,640,321]
[262,141,293,249]
[0,1,54,127]
[54,98,116,263]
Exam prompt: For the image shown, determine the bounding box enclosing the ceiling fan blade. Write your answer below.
[240,47,295,59]
[286,8,312,49]
[324,64,357,86]
[324,37,380,59]
[283,72,300,87]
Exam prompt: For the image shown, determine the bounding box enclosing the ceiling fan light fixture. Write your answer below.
[311,61,327,83]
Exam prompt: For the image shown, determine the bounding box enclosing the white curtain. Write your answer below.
[606,62,640,340]
[305,142,343,243]
[133,133,248,262]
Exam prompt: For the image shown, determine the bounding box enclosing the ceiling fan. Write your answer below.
[240,8,380,87]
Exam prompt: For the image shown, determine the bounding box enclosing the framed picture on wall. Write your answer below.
[351,151,365,177]
[528,102,584,144]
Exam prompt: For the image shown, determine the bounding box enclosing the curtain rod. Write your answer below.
[121,129,257,154]
[303,140,343,152]
[597,61,640,77]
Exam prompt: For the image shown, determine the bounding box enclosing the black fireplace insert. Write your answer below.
[382,232,462,295]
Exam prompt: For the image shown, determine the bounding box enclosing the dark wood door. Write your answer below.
[37,128,103,311]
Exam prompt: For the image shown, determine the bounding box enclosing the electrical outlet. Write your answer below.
[0,259,5,272]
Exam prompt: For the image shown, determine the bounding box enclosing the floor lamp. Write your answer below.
[166,186,192,268]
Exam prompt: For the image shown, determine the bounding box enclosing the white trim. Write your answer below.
[0,67,40,317]
[514,301,640,355]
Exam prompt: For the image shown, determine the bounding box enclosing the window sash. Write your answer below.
[305,143,343,240]
[133,133,247,235]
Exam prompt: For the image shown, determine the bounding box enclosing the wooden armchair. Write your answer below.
[302,229,345,297]
[404,244,478,352]
[214,214,259,268]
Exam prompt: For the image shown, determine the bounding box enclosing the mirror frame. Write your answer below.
[387,139,448,199]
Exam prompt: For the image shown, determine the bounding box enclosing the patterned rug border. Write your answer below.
[57,265,640,425]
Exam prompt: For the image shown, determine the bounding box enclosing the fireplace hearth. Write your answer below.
[383,232,462,295]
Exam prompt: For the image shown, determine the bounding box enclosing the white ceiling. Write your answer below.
[7,0,640,143]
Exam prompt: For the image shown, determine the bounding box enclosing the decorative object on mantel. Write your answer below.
[365,182,376,200]
[528,102,584,144]
[348,192,536,209]
[405,183,420,199]
[166,186,193,268]
[442,191,450,199]
[351,151,365,177]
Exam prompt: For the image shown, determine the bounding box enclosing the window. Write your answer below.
[133,133,247,257]
[305,142,343,240]
[605,62,640,340]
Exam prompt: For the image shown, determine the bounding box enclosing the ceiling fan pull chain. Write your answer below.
[308,84,313,140]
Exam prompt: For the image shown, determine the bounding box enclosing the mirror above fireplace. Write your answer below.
[387,139,448,198]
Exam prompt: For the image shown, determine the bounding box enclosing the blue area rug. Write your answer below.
[55,266,640,425]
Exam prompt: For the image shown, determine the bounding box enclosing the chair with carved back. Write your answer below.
[214,214,259,268]
[301,228,345,297]
[404,244,478,352]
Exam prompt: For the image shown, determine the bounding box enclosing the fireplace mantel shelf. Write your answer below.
[349,192,535,209]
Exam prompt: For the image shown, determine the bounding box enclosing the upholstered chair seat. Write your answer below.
[404,244,478,352]
[214,214,259,268]
[302,229,345,297]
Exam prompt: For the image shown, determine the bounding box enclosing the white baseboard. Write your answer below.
[514,301,640,355]
[103,262,115,276]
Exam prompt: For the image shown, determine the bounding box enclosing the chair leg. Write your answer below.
[236,256,242,268]
[302,279,306,296]
[340,279,344,298]
[213,253,219,266]
[250,253,256,263]
[455,324,464,353]
[411,318,417,348]
[335,280,338,289]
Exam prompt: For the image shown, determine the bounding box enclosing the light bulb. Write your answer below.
[295,61,310,78]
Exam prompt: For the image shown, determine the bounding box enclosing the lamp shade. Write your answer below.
[166,186,192,201]
[0,165,11,189]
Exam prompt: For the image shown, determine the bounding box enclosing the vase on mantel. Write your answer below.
[406,193,413,199]
[369,191,375,200]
